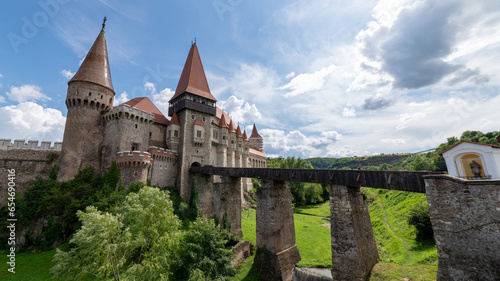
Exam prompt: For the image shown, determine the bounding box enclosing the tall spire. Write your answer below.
[250,124,262,138]
[69,17,114,93]
[169,43,216,102]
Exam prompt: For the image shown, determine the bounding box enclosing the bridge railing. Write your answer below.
[190,166,443,193]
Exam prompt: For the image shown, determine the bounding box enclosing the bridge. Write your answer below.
[189,167,500,281]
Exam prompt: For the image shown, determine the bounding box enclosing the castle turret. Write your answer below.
[249,124,263,152]
[169,42,217,200]
[166,112,180,151]
[58,18,115,181]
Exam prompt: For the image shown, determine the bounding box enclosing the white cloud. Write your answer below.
[140,81,174,116]
[0,102,65,141]
[342,103,356,117]
[0,96,5,103]
[381,138,406,145]
[6,85,51,103]
[61,69,75,80]
[281,65,336,97]
[260,128,342,157]
[152,88,174,116]
[218,95,262,125]
[113,91,130,106]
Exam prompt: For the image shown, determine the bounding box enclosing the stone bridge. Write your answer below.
[189,167,500,281]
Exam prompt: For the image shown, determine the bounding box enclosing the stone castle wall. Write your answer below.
[424,175,500,281]
[148,147,177,187]
[0,141,60,206]
[116,151,151,188]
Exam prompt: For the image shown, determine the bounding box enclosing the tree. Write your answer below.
[51,186,182,281]
[174,216,236,280]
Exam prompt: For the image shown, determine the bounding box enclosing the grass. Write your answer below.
[294,202,330,217]
[241,208,331,268]
[0,248,97,281]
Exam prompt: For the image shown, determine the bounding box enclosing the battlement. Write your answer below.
[0,139,62,151]
[148,146,177,164]
[103,104,155,124]
[116,151,152,168]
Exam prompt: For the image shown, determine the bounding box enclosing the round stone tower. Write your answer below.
[58,18,115,181]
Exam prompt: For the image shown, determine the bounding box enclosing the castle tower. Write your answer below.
[58,18,115,181]
[168,42,217,201]
[249,124,264,152]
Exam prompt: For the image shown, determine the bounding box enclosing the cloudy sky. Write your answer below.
[1,0,499,158]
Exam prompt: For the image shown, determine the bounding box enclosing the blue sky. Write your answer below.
[1,0,500,158]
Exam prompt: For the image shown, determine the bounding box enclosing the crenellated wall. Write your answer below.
[0,141,60,207]
[116,151,151,188]
[148,146,177,187]
[423,175,500,281]
[102,104,155,172]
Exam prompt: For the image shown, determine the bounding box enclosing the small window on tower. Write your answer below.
[149,132,152,138]
[203,117,206,122]
[197,130,202,138]
[89,92,92,96]
[76,90,79,95]
[131,143,139,151]
[191,115,195,120]
[101,95,103,99]
[135,124,138,129]
[223,135,226,140]
[174,130,179,137]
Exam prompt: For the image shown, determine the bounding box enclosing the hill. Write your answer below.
[308,154,413,170]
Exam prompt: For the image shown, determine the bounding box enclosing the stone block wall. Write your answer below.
[329,184,378,281]
[424,175,500,281]
[0,149,58,206]
[116,151,151,188]
[148,147,177,188]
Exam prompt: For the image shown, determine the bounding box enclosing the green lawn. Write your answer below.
[241,208,331,268]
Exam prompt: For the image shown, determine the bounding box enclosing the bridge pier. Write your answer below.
[424,175,500,281]
[329,184,378,281]
[214,176,243,237]
[255,180,301,281]
[190,174,242,237]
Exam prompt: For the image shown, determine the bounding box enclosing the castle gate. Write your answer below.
[190,167,500,281]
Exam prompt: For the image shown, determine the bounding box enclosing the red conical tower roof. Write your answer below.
[169,43,216,102]
[218,113,228,128]
[250,124,262,138]
[236,125,243,137]
[69,18,114,93]
[243,130,248,140]
[170,112,180,125]
[228,120,236,133]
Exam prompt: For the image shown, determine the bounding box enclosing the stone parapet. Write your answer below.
[116,151,151,168]
[0,139,62,151]
[148,146,177,164]
[423,174,500,281]
[102,104,155,124]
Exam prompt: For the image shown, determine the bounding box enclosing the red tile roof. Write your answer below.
[249,148,266,158]
[439,140,500,155]
[236,125,243,137]
[169,44,216,102]
[69,26,114,93]
[243,130,248,140]
[250,124,262,138]
[170,112,180,125]
[122,97,170,126]
[228,120,236,133]
[194,119,204,126]
[215,107,231,127]
[218,113,228,128]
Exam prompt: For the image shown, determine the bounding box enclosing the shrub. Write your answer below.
[408,203,434,242]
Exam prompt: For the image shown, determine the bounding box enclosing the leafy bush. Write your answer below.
[408,203,434,242]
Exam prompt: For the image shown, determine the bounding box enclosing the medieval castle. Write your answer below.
[1,21,266,202]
